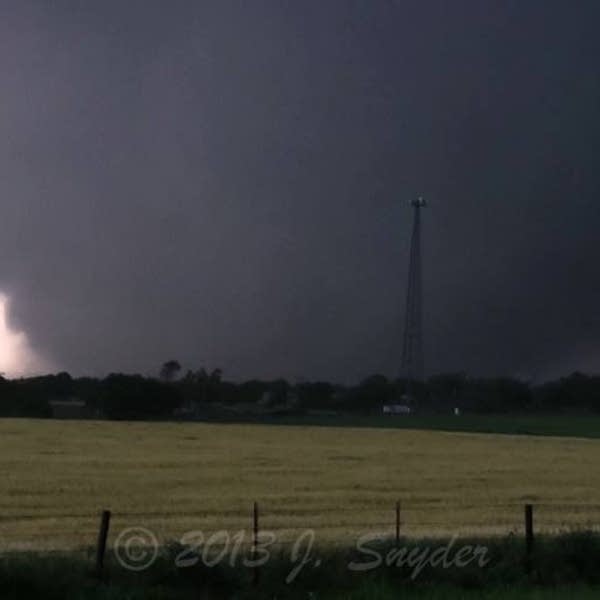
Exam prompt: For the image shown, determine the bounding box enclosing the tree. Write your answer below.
[102,374,182,419]
[160,360,181,382]
[296,381,333,410]
[461,377,531,413]
[209,368,222,384]
[339,375,395,413]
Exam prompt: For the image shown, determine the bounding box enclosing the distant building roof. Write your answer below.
[49,399,86,408]
[49,399,91,419]
[382,404,412,415]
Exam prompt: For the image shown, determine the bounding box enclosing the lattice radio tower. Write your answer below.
[401,197,426,388]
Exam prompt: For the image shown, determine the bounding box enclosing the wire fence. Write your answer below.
[2,501,600,553]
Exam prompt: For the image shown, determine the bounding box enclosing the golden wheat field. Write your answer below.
[1,418,600,551]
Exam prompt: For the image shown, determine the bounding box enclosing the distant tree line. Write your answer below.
[1,366,600,420]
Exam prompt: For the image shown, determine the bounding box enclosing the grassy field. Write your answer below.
[2,418,600,552]
[251,413,600,439]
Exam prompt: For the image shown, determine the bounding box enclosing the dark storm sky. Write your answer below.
[1,0,599,383]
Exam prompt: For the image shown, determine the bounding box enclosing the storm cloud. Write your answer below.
[0,0,598,382]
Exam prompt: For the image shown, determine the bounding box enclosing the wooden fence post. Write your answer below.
[524,504,534,574]
[395,500,401,546]
[252,501,260,587]
[96,510,111,578]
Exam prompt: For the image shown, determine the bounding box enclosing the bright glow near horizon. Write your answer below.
[0,294,48,378]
